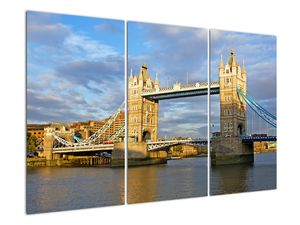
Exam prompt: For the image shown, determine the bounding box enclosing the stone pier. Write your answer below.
[211,137,253,165]
[111,142,167,167]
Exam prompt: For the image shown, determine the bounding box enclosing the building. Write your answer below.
[69,111,125,144]
[27,124,50,150]
[128,64,159,142]
[219,50,247,137]
[27,124,49,139]
[27,110,125,152]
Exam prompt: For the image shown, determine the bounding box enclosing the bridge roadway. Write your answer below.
[242,135,277,143]
[51,136,276,154]
[52,139,207,154]
[141,81,220,100]
[147,139,208,151]
[53,144,114,154]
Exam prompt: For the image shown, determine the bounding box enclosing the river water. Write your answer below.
[26,167,124,214]
[27,153,275,213]
[210,152,277,195]
[127,157,208,204]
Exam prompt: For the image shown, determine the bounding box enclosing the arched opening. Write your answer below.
[237,123,244,136]
[142,131,151,142]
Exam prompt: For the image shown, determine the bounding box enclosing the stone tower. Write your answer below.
[128,64,159,142]
[219,50,247,137]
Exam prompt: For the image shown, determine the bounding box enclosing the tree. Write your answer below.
[27,133,37,152]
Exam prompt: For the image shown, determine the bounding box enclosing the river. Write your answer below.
[127,157,208,204]
[27,153,275,213]
[210,152,277,195]
[26,167,124,214]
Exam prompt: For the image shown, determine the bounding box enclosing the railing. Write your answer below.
[51,101,125,147]
[241,135,277,143]
[141,81,219,96]
[53,144,114,152]
[147,139,208,151]
[142,81,220,95]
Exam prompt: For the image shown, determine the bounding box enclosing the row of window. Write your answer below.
[131,89,138,95]
[143,117,153,124]
[130,128,138,135]
[129,104,154,112]
[130,116,154,124]
[223,122,233,132]
[224,96,232,102]
[223,109,232,115]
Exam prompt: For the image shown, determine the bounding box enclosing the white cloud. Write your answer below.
[64,34,119,60]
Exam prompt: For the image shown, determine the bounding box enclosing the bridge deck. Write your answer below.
[147,139,207,151]
[242,136,277,143]
[141,81,220,100]
[53,144,114,154]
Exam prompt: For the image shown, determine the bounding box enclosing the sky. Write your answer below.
[26,13,276,137]
[27,11,124,124]
[210,30,277,136]
[128,22,208,138]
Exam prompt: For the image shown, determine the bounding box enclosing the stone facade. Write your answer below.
[219,50,247,137]
[212,50,253,165]
[211,137,253,165]
[128,64,159,142]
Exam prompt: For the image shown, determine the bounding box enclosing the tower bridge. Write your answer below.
[43,50,276,166]
[141,81,220,100]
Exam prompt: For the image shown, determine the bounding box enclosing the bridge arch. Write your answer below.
[237,123,245,136]
[142,131,151,142]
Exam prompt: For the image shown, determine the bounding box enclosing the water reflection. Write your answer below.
[210,152,276,195]
[128,157,207,204]
[26,167,124,214]
[210,164,251,194]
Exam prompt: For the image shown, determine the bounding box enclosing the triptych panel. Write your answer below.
[26,11,276,214]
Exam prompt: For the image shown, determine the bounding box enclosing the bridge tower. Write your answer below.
[219,49,247,137]
[44,127,55,161]
[128,64,159,142]
[211,50,253,165]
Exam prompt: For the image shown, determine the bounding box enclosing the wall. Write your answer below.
[1,0,299,225]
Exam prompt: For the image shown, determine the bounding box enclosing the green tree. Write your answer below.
[27,133,37,152]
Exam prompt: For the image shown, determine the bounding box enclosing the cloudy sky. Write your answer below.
[27,13,276,138]
[210,30,276,136]
[27,11,124,124]
[128,22,208,139]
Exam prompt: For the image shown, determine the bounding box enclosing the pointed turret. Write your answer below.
[219,54,224,69]
[154,72,159,89]
[241,59,246,75]
[228,49,237,68]
[219,54,225,75]
[129,68,133,82]
[138,66,143,81]
[140,63,150,82]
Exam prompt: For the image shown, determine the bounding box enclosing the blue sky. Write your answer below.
[128,22,208,138]
[27,13,276,137]
[27,11,124,124]
[210,30,277,135]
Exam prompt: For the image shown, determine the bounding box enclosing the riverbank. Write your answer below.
[254,148,277,154]
[26,156,166,167]
[27,156,111,167]
[27,153,208,168]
